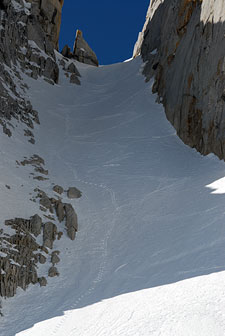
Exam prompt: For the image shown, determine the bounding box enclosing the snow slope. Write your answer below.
[2,56,225,335]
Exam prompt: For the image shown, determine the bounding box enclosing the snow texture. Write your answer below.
[1,57,225,335]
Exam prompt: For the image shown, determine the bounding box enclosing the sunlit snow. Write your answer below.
[1,56,225,336]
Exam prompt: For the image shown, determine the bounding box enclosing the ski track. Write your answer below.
[2,57,225,336]
[50,146,120,335]
[51,177,120,336]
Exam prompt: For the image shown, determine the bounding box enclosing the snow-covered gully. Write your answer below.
[2,57,225,335]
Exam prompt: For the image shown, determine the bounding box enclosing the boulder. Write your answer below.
[64,204,78,240]
[40,193,53,213]
[53,185,64,195]
[55,201,65,222]
[48,266,59,277]
[67,187,82,199]
[38,277,47,287]
[38,254,47,264]
[30,214,42,237]
[51,251,60,265]
[43,222,57,249]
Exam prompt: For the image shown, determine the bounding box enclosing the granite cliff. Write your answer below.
[134,0,225,160]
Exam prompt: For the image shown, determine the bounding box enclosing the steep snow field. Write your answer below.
[2,57,225,335]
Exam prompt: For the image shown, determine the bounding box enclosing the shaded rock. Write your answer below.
[0,216,43,298]
[40,206,47,213]
[33,176,49,181]
[57,231,63,240]
[67,63,81,77]
[64,204,78,240]
[43,222,57,249]
[38,254,47,264]
[5,217,42,238]
[44,214,55,221]
[53,185,64,195]
[48,266,59,277]
[61,44,72,58]
[24,129,34,138]
[30,214,42,237]
[70,74,81,85]
[55,201,65,223]
[39,193,53,213]
[3,126,12,137]
[135,0,225,160]
[41,246,49,254]
[21,155,45,167]
[67,187,82,199]
[38,277,47,287]
[28,138,35,145]
[34,166,48,175]
[51,251,60,265]
[50,197,58,205]
[29,0,64,50]
[73,30,99,67]
[59,59,66,68]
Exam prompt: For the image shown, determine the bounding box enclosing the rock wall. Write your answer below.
[0,0,64,140]
[26,0,64,50]
[135,0,225,160]
[0,0,82,314]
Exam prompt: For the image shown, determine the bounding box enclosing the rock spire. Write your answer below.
[61,30,99,67]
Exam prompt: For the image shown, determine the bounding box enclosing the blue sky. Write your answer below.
[59,1,150,65]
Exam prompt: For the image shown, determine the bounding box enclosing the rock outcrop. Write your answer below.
[0,0,64,140]
[0,0,83,314]
[73,30,99,67]
[135,0,225,160]
[67,187,82,199]
[64,204,78,240]
[0,186,80,302]
[61,30,99,67]
[27,0,64,50]
[0,216,44,298]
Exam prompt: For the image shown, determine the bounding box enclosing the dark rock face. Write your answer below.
[135,0,225,160]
